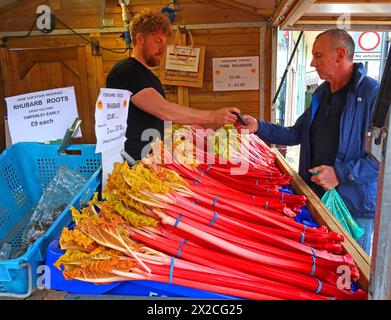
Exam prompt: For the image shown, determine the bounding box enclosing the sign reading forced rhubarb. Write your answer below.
[5,86,80,144]
[160,45,205,88]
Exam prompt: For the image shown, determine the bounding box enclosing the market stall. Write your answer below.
[0,0,390,301]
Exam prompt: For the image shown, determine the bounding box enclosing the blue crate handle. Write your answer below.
[0,263,33,299]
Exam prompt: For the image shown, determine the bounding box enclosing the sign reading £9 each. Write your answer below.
[6,86,80,144]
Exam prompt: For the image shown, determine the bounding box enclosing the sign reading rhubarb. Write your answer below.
[94,88,131,153]
[94,88,131,188]
[5,86,80,144]
[213,56,259,91]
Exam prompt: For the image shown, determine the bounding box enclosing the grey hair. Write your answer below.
[316,29,355,61]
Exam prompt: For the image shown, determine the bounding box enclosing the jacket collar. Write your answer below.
[310,63,367,123]
[314,62,367,98]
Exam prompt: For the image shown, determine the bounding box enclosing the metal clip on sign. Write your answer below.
[121,150,137,167]
[58,117,82,155]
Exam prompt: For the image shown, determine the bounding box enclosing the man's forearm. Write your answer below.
[161,101,215,124]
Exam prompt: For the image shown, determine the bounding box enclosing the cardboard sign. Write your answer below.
[213,56,259,91]
[160,45,205,88]
[94,88,131,153]
[5,87,80,144]
[165,45,201,72]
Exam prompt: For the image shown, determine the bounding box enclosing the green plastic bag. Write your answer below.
[321,189,365,241]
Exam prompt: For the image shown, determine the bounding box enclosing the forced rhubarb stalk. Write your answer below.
[142,263,331,300]
[154,210,354,283]
[126,225,365,300]
[169,194,351,265]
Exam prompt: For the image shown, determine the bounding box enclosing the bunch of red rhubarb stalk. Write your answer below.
[55,127,367,300]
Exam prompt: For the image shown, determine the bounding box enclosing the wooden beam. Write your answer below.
[99,0,105,29]
[255,8,274,16]
[214,0,272,16]
[0,53,6,152]
[177,31,190,106]
[263,25,273,122]
[279,0,316,30]
[48,0,61,10]
[0,22,266,38]
[286,24,391,31]
[272,0,297,26]
[297,17,391,25]
[0,0,26,15]
[316,0,391,3]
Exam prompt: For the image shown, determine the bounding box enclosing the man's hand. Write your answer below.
[212,107,241,125]
[235,115,259,133]
[309,165,339,190]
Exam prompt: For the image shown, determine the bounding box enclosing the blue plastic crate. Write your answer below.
[0,142,101,298]
[45,240,240,299]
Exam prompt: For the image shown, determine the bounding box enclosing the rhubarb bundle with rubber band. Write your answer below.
[54,126,367,299]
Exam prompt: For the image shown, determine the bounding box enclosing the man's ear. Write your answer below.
[336,47,347,61]
[135,33,144,46]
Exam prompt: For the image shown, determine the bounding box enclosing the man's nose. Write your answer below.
[310,58,315,67]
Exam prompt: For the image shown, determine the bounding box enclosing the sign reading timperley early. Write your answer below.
[213,56,259,91]
[5,87,80,144]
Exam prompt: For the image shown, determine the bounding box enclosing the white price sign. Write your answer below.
[94,88,131,153]
[5,87,80,144]
[212,56,259,91]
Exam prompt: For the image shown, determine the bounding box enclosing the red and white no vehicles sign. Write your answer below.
[358,32,381,51]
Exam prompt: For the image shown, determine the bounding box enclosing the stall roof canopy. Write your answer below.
[211,0,391,31]
[1,0,391,30]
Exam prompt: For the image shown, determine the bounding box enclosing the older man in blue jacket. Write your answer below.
[242,29,379,255]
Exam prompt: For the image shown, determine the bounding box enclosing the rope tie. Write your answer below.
[169,257,175,283]
[208,212,219,226]
[174,214,182,228]
[177,239,188,257]
[212,196,218,207]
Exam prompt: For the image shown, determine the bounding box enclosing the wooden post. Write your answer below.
[177,30,190,106]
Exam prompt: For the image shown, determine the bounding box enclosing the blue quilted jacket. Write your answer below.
[257,63,379,218]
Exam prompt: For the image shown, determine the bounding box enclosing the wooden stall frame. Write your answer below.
[273,147,371,292]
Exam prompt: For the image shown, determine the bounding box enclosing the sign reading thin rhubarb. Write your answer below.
[213,56,259,91]
[94,88,131,153]
[5,86,80,144]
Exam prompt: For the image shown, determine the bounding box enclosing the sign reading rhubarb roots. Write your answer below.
[5,86,80,144]
[160,45,205,88]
